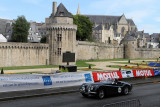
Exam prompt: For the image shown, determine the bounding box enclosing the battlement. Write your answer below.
[0,42,49,49]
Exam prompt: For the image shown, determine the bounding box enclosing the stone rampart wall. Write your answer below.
[0,42,160,67]
[0,42,49,67]
[125,47,160,59]
[76,41,124,60]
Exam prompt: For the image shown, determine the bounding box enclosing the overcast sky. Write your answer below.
[0,0,160,34]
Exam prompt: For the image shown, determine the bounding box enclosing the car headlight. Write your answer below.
[81,85,85,91]
[90,86,94,90]
[88,87,91,92]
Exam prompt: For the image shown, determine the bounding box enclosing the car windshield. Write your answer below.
[100,79,114,84]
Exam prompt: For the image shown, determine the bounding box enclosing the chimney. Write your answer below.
[52,2,57,16]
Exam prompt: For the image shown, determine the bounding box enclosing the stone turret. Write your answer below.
[46,2,77,65]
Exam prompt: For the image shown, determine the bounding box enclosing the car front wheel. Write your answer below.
[97,89,105,99]
[82,93,88,97]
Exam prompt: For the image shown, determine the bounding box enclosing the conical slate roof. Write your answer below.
[55,3,72,18]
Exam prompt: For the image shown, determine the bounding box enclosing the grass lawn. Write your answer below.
[76,58,157,67]
[0,65,58,70]
[76,60,95,67]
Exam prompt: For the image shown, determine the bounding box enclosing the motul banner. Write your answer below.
[132,69,154,77]
[92,71,122,81]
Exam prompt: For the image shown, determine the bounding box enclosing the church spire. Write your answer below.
[76,3,81,15]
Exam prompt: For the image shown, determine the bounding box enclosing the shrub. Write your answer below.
[60,68,68,72]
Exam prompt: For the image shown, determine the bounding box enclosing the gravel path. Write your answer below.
[4,68,59,74]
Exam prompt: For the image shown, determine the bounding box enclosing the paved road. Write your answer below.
[0,83,160,107]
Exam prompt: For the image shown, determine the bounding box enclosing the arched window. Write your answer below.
[121,27,125,36]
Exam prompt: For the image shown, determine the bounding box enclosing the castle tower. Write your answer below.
[46,2,77,65]
[76,3,81,15]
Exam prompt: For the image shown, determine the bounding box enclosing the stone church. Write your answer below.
[77,6,137,44]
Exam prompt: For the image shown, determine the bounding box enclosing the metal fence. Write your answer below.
[103,99,141,107]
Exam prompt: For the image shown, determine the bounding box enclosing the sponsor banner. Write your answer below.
[92,71,122,81]
[153,69,160,76]
[132,69,154,77]
[0,74,45,92]
[121,70,134,78]
[0,72,93,92]
[51,72,94,88]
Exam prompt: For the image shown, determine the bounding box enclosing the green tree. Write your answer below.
[12,16,30,42]
[40,35,47,43]
[73,15,93,41]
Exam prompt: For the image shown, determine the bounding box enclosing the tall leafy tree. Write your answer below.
[73,15,93,41]
[12,16,30,42]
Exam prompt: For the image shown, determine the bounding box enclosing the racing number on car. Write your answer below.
[118,87,122,93]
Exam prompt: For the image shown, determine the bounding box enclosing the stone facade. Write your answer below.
[0,42,49,67]
[92,24,115,44]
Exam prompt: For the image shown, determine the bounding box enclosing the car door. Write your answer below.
[103,84,114,95]
[109,82,123,95]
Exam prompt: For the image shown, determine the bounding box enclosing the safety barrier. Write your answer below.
[103,99,141,107]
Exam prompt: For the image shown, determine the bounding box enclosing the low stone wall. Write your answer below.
[0,42,49,67]
[76,41,124,60]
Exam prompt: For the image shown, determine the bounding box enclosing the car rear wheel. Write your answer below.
[82,93,88,97]
[123,87,129,95]
[97,89,105,99]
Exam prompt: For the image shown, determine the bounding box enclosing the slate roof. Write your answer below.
[144,33,150,38]
[122,34,136,41]
[93,24,114,31]
[0,19,11,34]
[93,24,103,30]
[84,15,136,26]
[151,39,159,43]
[55,3,73,18]
[150,34,160,43]
[127,19,136,26]
[84,15,120,25]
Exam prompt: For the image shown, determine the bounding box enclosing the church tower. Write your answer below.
[46,2,77,65]
[76,3,81,15]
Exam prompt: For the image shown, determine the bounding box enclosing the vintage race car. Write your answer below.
[79,79,132,99]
